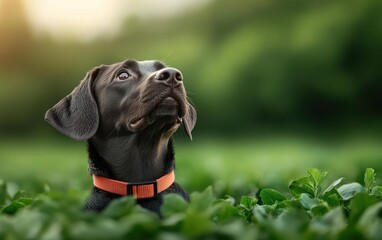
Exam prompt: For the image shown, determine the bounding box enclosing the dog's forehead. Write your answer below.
[103,60,166,77]
[114,59,166,73]
[137,60,166,73]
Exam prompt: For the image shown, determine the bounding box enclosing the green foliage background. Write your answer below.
[0,0,381,136]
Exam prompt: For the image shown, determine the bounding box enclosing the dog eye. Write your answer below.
[117,72,130,81]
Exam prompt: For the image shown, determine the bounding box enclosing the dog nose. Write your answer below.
[155,68,183,86]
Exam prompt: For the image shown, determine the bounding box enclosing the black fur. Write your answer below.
[85,138,189,212]
[45,60,196,214]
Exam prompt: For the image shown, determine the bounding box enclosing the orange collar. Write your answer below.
[93,170,175,199]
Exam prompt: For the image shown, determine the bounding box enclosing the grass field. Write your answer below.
[1,135,381,197]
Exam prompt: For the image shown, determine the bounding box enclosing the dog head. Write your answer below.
[45,60,197,140]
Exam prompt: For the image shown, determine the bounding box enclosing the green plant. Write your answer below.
[0,168,381,239]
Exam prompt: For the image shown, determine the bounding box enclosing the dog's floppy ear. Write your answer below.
[45,67,101,140]
[183,103,197,140]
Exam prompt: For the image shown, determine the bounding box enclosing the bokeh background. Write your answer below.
[0,0,381,197]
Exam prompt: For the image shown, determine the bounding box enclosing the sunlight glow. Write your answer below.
[22,0,209,42]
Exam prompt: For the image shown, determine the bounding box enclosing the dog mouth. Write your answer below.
[128,97,183,131]
[129,117,146,130]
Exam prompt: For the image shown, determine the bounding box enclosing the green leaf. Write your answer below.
[181,212,213,237]
[237,196,257,222]
[12,190,28,201]
[325,194,341,208]
[70,218,129,240]
[364,168,376,192]
[338,183,364,201]
[101,196,136,219]
[2,201,26,215]
[8,209,46,239]
[252,204,275,223]
[161,213,185,227]
[371,186,382,197]
[274,209,310,235]
[299,193,329,216]
[289,176,315,198]
[39,222,62,240]
[357,202,382,239]
[260,188,287,205]
[239,195,257,210]
[238,196,257,221]
[321,178,344,199]
[308,168,327,188]
[0,180,7,205]
[310,208,346,236]
[213,200,240,223]
[189,186,216,213]
[299,193,320,210]
[275,199,300,210]
[311,204,329,216]
[348,193,379,225]
[218,195,236,206]
[1,198,34,215]
[214,220,257,239]
[161,194,188,218]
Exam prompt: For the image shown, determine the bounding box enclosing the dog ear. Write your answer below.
[45,67,101,140]
[183,103,197,140]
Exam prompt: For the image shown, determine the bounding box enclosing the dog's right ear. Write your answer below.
[183,102,197,141]
[45,67,101,140]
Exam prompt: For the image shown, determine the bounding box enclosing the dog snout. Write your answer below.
[154,68,183,87]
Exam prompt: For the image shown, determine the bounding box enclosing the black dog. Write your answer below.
[45,60,196,213]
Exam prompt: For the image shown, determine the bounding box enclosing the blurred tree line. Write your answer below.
[0,0,381,138]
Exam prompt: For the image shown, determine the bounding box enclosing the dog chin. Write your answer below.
[127,114,180,133]
[127,98,182,132]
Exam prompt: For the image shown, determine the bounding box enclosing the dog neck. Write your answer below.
[87,133,175,183]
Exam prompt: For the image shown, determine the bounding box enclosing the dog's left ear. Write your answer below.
[45,67,101,140]
[183,103,197,140]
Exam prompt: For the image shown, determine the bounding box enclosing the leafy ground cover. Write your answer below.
[0,137,381,239]
[1,168,381,239]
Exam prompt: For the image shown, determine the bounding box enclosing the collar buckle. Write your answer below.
[126,180,158,198]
